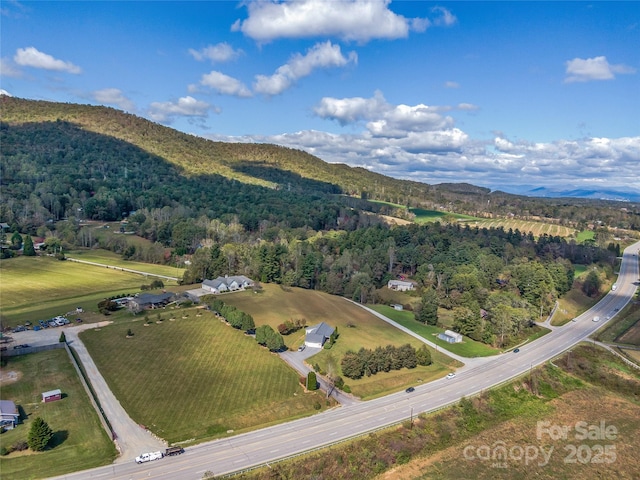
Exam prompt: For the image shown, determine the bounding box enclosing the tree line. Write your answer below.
[341,344,432,380]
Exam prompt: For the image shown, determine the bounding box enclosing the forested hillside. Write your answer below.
[2,96,638,230]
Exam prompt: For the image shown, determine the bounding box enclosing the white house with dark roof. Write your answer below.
[304,322,335,348]
[387,279,415,291]
[202,275,254,294]
[0,400,20,430]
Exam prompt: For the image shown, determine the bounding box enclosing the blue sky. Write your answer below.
[1,1,638,196]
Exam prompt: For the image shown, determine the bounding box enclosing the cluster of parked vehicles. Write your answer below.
[33,316,72,331]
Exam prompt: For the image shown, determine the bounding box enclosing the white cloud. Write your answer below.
[205,127,639,194]
[444,80,459,88]
[564,56,636,83]
[14,46,81,74]
[431,6,457,26]
[0,57,21,77]
[148,96,213,123]
[315,91,454,137]
[0,88,12,96]
[198,70,252,97]
[93,88,135,112]
[232,0,431,43]
[314,90,387,124]
[457,103,478,111]
[188,42,243,63]
[253,41,357,95]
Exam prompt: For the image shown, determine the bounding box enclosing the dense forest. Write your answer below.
[0,96,634,347]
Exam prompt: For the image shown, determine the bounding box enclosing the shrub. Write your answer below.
[13,440,28,452]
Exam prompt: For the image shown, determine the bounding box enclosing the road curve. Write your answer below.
[48,240,639,479]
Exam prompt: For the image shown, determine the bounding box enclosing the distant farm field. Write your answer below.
[67,249,184,280]
[81,311,328,444]
[410,208,478,223]
[0,349,117,480]
[0,256,147,325]
[468,219,577,238]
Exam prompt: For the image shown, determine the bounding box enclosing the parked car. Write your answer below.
[405,387,415,393]
[297,345,306,352]
[34,326,41,331]
[48,321,58,328]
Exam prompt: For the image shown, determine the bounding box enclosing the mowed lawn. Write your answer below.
[67,249,184,280]
[369,305,500,357]
[0,349,117,480]
[80,312,327,444]
[220,285,462,399]
[0,256,145,325]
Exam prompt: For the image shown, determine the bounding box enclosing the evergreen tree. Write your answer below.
[10,231,23,250]
[265,329,285,352]
[23,235,36,256]
[415,288,438,325]
[59,331,66,343]
[582,270,602,297]
[306,371,317,390]
[416,344,432,366]
[27,417,54,451]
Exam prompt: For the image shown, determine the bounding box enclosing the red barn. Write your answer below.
[42,389,62,403]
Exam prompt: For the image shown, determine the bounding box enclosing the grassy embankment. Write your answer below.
[0,349,117,480]
[219,284,462,399]
[239,344,640,480]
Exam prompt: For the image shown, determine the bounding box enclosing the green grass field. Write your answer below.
[575,230,596,242]
[80,311,329,444]
[67,249,184,280]
[368,305,500,357]
[0,256,148,326]
[409,208,478,224]
[0,349,117,480]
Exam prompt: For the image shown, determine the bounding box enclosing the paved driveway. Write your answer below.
[279,347,361,406]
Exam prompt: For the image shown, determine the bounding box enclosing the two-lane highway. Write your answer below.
[50,240,639,480]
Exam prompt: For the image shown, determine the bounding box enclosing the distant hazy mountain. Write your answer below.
[500,185,640,203]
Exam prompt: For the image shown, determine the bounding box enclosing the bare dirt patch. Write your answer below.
[379,389,640,480]
[0,369,22,385]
